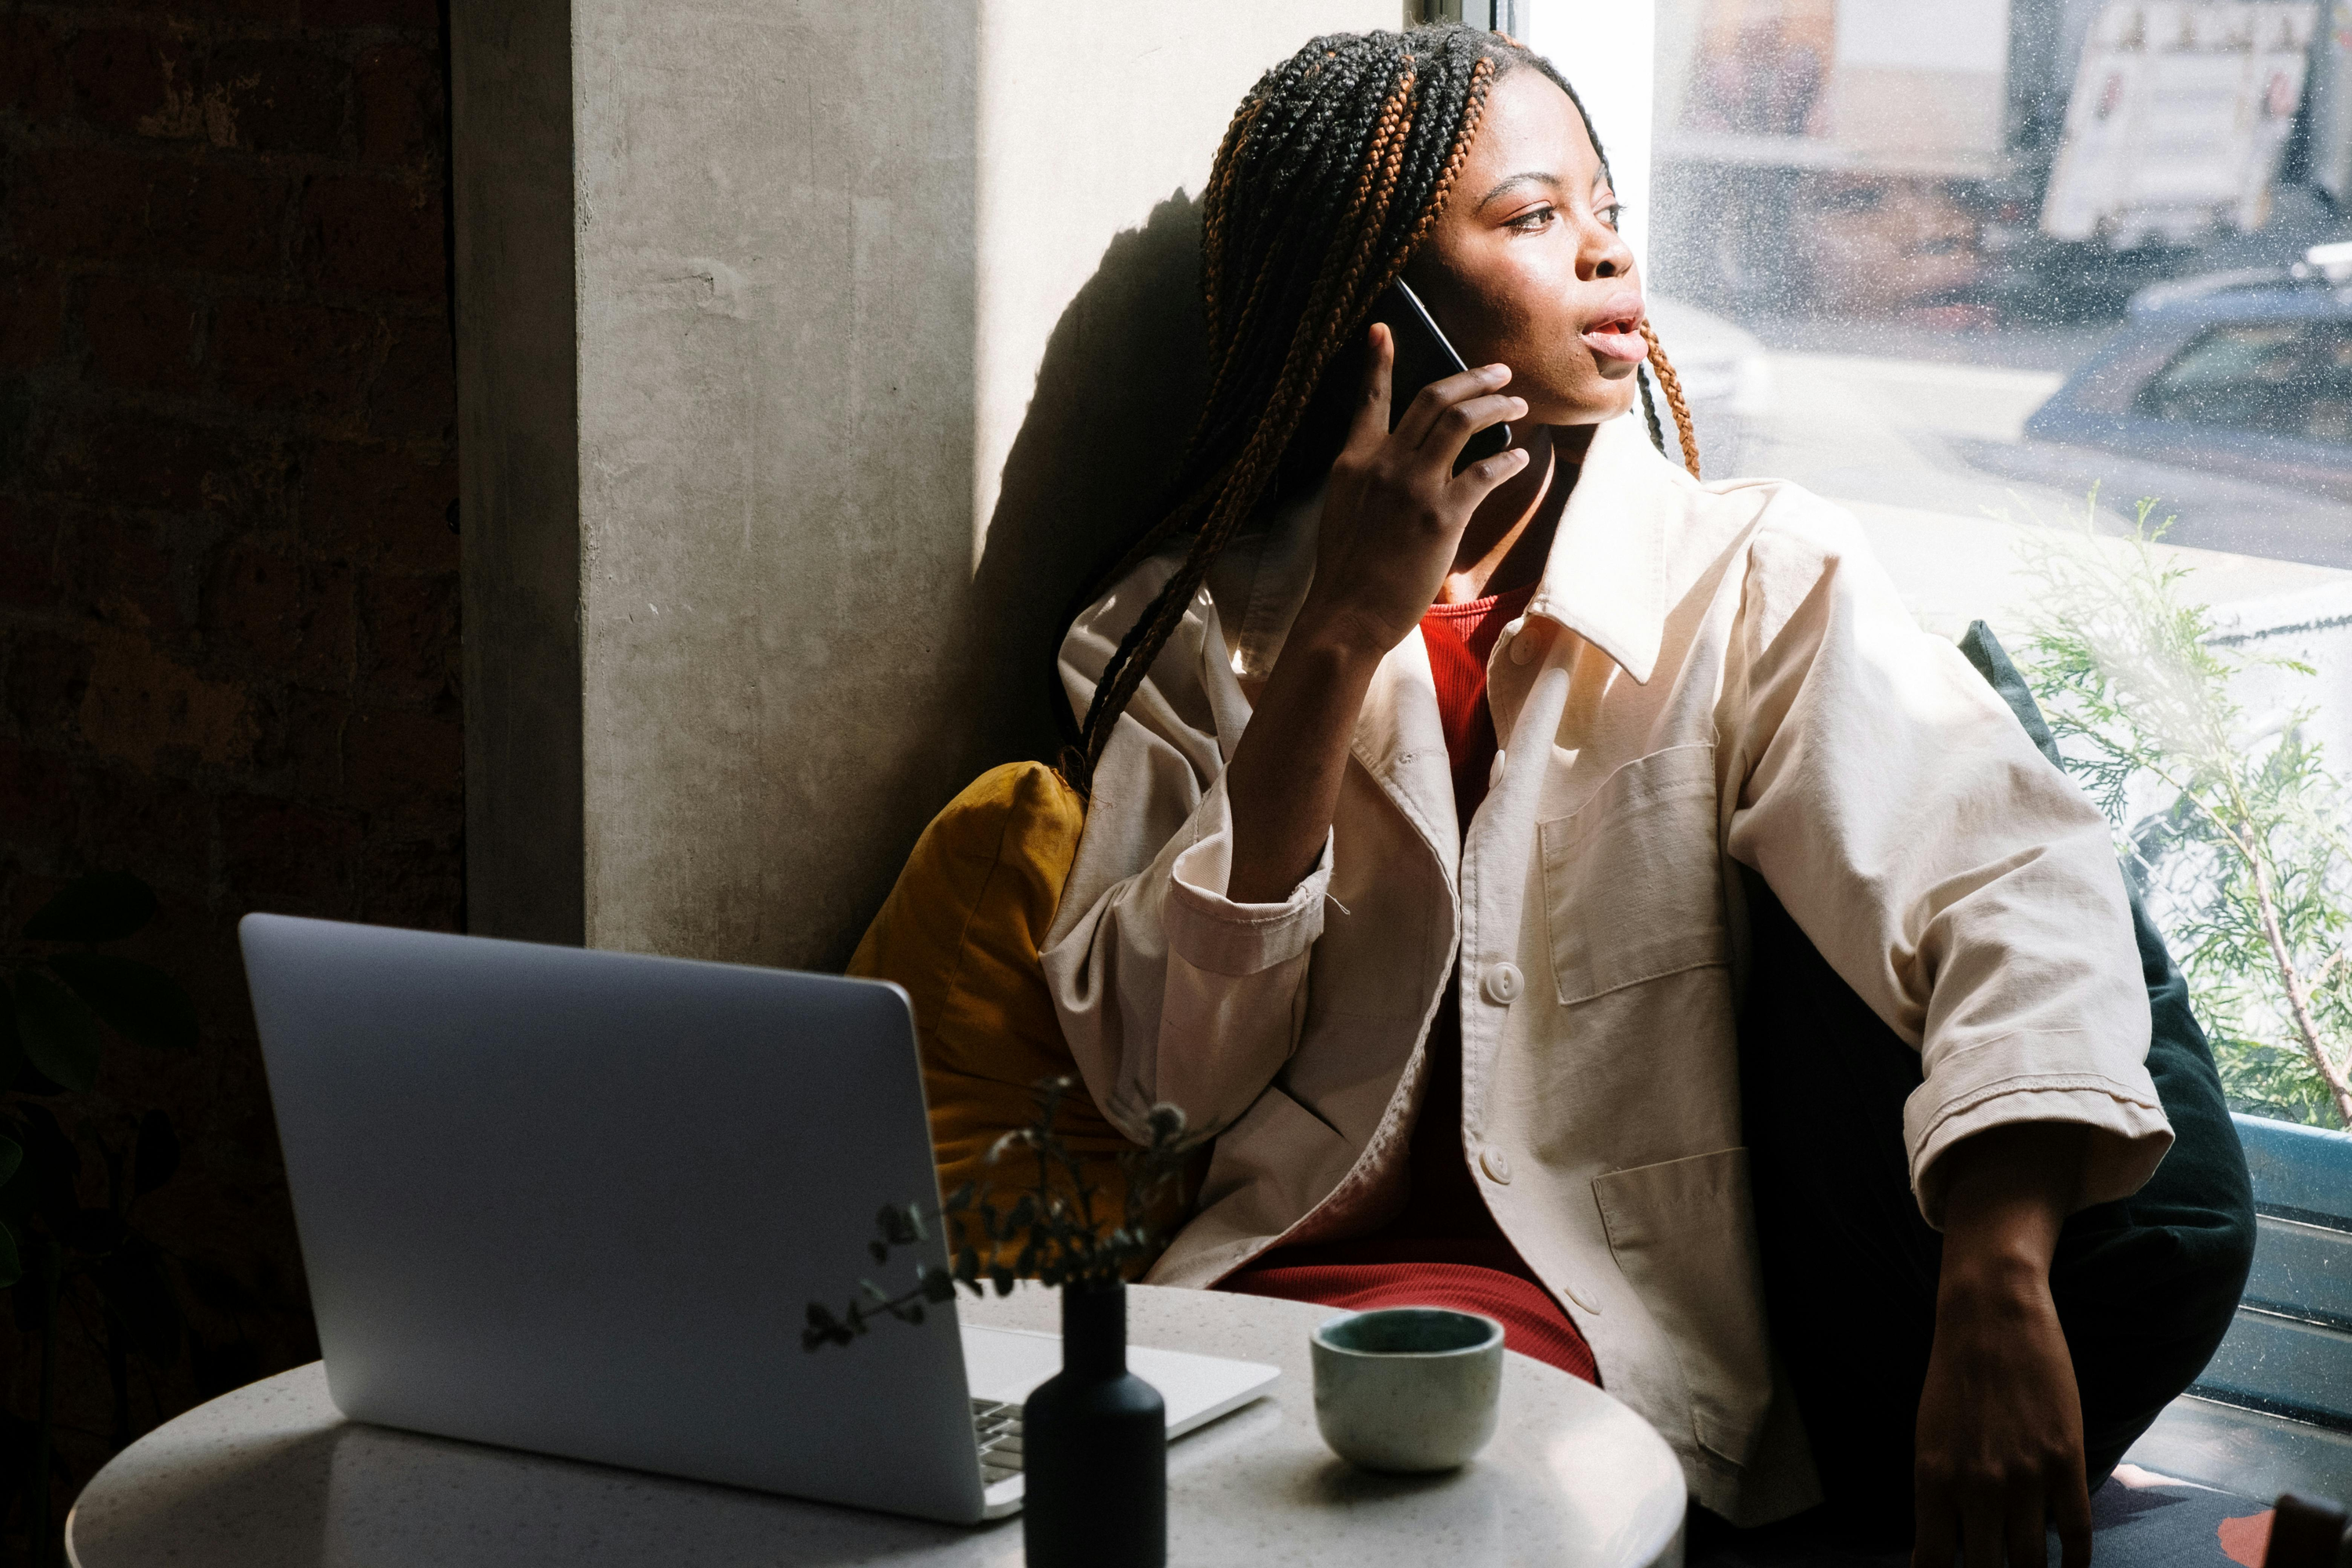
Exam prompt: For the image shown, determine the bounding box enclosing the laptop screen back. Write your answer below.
[241,914,987,1524]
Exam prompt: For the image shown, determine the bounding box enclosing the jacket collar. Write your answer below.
[1519,412,1677,687]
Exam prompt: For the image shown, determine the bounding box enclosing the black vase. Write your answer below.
[1020,1279,1166,1567]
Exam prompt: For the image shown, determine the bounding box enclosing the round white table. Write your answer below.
[67,1283,1686,1566]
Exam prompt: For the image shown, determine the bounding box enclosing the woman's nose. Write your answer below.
[1581,223,1635,282]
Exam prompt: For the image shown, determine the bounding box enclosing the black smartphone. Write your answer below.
[1365,278,1512,474]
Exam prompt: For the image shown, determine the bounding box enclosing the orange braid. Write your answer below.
[1198,99,1261,352]
[1325,67,1422,314]
[1203,68,1411,435]
[1404,56,1493,252]
[1337,69,1417,290]
[1639,321,1700,478]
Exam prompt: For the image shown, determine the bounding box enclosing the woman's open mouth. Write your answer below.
[1580,310,1650,364]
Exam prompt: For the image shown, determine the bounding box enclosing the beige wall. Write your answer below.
[463,2,1399,967]
[971,6,1396,566]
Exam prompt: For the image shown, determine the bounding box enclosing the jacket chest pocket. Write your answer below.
[1537,745,1730,1005]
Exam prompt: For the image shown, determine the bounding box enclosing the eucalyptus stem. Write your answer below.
[2249,844,2352,1124]
[804,1076,1192,1352]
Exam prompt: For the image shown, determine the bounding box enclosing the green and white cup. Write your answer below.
[1310,1307,1505,1472]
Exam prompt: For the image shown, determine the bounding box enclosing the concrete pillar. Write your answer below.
[456,2,1400,967]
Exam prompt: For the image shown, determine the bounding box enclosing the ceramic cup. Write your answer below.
[1310,1306,1505,1472]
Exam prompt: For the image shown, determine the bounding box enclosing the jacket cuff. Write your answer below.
[1905,1051,2172,1229]
[1162,827,1332,978]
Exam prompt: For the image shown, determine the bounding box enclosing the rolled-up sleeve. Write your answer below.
[1165,822,1331,977]
[1039,561,1332,1145]
[1045,771,1330,1141]
[1721,495,2172,1227]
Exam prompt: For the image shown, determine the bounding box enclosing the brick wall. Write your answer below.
[0,0,459,1523]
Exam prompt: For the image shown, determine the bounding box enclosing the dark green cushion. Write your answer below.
[1955,621,2254,1334]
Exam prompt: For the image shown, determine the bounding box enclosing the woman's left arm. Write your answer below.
[1719,492,2171,1566]
[1914,1122,2093,1568]
[1719,492,2171,1222]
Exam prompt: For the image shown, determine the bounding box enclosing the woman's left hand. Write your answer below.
[1912,1123,2094,1568]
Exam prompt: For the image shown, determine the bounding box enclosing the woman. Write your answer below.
[1039,25,2245,1563]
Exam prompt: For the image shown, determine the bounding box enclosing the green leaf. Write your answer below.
[13,970,100,1091]
[133,1110,179,1197]
[46,953,198,1052]
[24,873,158,943]
[0,1222,17,1291]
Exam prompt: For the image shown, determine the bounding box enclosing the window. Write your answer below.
[1652,0,2352,1142]
[1648,0,2352,1448]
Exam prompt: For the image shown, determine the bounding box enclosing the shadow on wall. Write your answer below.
[959,189,1210,782]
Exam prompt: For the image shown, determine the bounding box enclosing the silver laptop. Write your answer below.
[240,914,1277,1525]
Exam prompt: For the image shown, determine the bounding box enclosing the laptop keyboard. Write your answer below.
[971,1397,1025,1484]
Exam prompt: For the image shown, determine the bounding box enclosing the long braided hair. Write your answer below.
[1069,24,1700,785]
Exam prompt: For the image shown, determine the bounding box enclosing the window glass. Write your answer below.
[2134,320,2352,443]
[1653,0,2352,1138]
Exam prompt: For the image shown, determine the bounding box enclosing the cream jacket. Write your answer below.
[1040,413,2171,1524]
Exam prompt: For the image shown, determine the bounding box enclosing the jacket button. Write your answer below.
[1480,961,1523,1005]
[1508,630,1537,666]
[1480,1145,1513,1183]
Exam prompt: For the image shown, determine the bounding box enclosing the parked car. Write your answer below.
[2025,242,2352,504]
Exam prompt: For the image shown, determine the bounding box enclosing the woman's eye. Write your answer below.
[1506,205,1555,233]
[1598,201,1626,230]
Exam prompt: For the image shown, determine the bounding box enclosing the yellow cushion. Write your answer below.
[847,760,1163,1250]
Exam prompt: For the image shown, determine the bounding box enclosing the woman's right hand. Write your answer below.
[1224,324,1528,903]
[1294,321,1532,659]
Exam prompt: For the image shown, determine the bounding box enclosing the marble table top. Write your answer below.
[67,1282,1686,1567]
